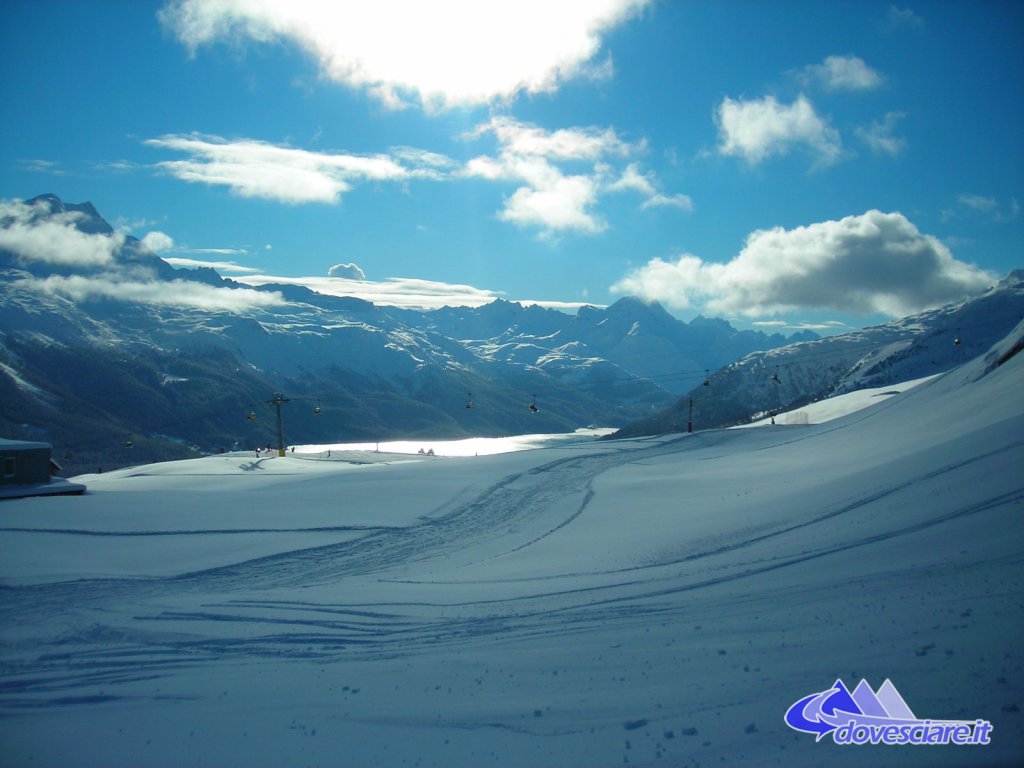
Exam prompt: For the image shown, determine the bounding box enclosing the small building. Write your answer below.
[0,438,86,499]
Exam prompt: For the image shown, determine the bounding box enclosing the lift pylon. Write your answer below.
[267,393,290,457]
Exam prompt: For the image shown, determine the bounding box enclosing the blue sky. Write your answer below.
[1,0,1021,332]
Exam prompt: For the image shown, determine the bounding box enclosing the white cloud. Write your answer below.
[464,118,638,234]
[801,55,884,91]
[715,94,842,167]
[144,121,686,235]
[17,159,67,176]
[101,160,140,174]
[0,198,123,267]
[753,319,849,332]
[501,174,605,234]
[328,262,366,280]
[235,273,594,312]
[521,298,601,312]
[146,134,444,204]
[463,155,507,182]
[886,6,925,32]
[24,274,287,312]
[472,116,637,161]
[145,121,688,234]
[464,118,685,235]
[641,193,694,212]
[608,163,693,211]
[141,231,175,253]
[188,247,248,255]
[951,194,1020,223]
[946,193,1019,224]
[113,214,159,233]
[164,257,261,274]
[611,210,998,318]
[856,111,907,156]
[0,200,284,312]
[238,274,500,310]
[957,194,999,213]
[389,146,457,173]
[607,163,656,195]
[159,0,650,111]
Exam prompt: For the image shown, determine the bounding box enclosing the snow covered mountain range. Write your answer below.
[1,194,812,473]
[1,301,1021,767]
[615,270,1024,437]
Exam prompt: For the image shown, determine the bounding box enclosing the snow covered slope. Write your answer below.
[0,315,1021,767]
[738,373,941,427]
[615,270,1024,436]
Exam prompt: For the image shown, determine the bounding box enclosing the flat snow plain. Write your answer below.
[1,337,1022,767]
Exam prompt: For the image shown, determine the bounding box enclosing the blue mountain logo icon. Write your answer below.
[784,678,993,746]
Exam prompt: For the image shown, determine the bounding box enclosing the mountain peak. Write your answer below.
[689,314,734,330]
[26,193,113,235]
[27,192,63,209]
[1000,269,1023,287]
[608,295,664,312]
[605,296,679,326]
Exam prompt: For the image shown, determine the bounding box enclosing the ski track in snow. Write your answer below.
[2,422,1022,719]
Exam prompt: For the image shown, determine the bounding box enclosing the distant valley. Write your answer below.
[2,194,815,474]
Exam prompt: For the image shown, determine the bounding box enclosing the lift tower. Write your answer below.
[267,393,290,457]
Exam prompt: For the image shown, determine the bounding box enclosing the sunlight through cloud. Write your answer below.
[160,0,651,111]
